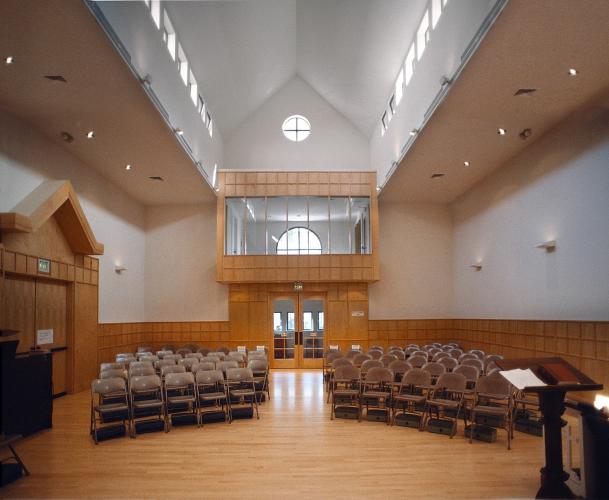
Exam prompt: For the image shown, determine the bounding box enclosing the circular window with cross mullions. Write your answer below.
[282,115,311,142]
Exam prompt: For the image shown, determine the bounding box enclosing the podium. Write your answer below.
[497,357,603,499]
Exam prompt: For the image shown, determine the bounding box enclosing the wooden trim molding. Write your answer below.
[0,180,104,255]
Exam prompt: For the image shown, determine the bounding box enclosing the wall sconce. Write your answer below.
[535,240,557,252]
[114,265,128,274]
[469,264,482,271]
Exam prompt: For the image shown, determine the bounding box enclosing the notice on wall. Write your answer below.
[256,345,266,351]
[36,329,54,345]
[351,311,365,317]
[237,346,247,353]
[351,344,361,350]
[329,345,339,350]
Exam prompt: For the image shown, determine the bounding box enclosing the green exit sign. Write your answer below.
[38,258,51,274]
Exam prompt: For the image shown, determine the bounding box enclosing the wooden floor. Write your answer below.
[2,370,544,499]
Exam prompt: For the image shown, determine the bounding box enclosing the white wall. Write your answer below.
[225,77,370,171]
[0,109,147,323]
[145,204,228,321]
[452,103,609,320]
[369,202,453,319]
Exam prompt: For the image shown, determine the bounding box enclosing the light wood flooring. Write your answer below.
[1,370,544,499]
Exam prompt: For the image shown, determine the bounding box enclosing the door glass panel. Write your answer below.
[273,299,295,359]
[302,299,324,359]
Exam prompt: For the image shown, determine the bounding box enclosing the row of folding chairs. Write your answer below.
[90,367,261,443]
[329,365,515,449]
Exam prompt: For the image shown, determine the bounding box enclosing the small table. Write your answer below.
[497,357,602,499]
[0,434,30,478]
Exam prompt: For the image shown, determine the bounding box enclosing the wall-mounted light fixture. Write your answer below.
[535,240,556,252]
[469,263,482,271]
[114,265,128,274]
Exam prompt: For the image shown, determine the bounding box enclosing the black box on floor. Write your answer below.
[100,409,129,424]
[93,424,127,442]
[444,407,469,420]
[171,413,198,426]
[465,424,497,443]
[201,411,227,424]
[366,409,389,422]
[334,406,358,419]
[333,396,356,406]
[0,463,23,487]
[514,408,533,420]
[231,407,254,419]
[475,414,505,427]
[427,418,455,436]
[134,419,165,434]
[395,413,421,429]
[515,418,543,436]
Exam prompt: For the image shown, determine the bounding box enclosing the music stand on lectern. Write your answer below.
[497,357,603,499]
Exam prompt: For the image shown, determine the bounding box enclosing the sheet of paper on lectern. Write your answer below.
[500,368,547,390]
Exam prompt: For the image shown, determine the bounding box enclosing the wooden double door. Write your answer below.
[4,275,69,397]
[270,292,326,369]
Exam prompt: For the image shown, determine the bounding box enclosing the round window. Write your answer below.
[282,115,311,142]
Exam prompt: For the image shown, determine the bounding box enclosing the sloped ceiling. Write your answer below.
[165,0,427,139]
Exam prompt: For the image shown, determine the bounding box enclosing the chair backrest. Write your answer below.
[326,351,344,363]
[438,357,458,372]
[160,344,176,352]
[196,369,225,385]
[435,372,467,392]
[130,374,161,392]
[449,349,463,359]
[184,344,199,352]
[208,352,226,361]
[361,359,383,373]
[484,354,504,368]
[333,364,360,381]
[116,352,133,359]
[412,350,429,358]
[407,355,428,369]
[197,347,211,356]
[116,356,136,367]
[364,366,394,384]
[441,345,453,352]
[218,360,239,374]
[165,371,195,389]
[388,360,411,375]
[248,359,268,372]
[458,353,478,363]
[217,346,231,355]
[404,347,419,356]
[332,358,353,369]
[156,350,173,359]
[461,358,484,372]
[186,352,204,360]
[248,351,268,361]
[469,349,486,360]
[427,348,442,357]
[100,368,127,380]
[227,352,246,363]
[130,366,155,377]
[345,349,361,359]
[138,355,159,365]
[136,346,154,353]
[368,350,383,360]
[92,377,126,395]
[176,348,192,356]
[163,354,182,362]
[100,362,125,372]
[136,352,153,360]
[155,359,177,370]
[380,354,398,367]
[486,367,502,377]
[447,342,460,349]
[388,350,406,360]
[476,375,511,398]
[178,358,199,370]
[226,367,253,382]
[453,364,480,382]
[388,345,402,352]
[194,361,216,372]
[161,365,186,377]
[369,345,384,352]
[403,368,432,387]
[432,352,450,362]
[422,362,447,378]
[353,353,372,367]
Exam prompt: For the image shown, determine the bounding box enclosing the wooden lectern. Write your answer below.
[497,357,603,499]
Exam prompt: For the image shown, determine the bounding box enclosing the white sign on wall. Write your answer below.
[256,345,266,351]
[329,345,339,350]
[351,311,365,317]
[351,344,361,350]
[237,345,247,353]
[37,329,54,345]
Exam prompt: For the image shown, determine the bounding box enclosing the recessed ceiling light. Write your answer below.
[86,130,95,139]
[497,128,507,136]
[568,68,578,76]
[5,56,14,64]
[125,164,132,170]
[463,161,470,167]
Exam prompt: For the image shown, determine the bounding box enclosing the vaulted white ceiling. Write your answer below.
[165,0,427,139]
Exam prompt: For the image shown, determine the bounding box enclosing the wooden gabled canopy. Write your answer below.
[0,180,104,255]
